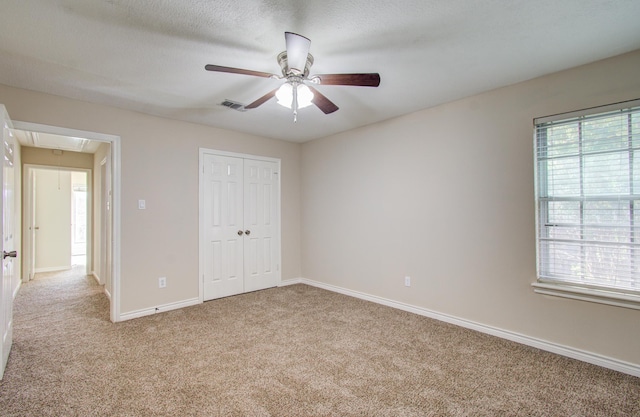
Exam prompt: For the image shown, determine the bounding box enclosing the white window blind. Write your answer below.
[534,99,640,302]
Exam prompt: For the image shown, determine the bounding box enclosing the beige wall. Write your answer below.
[3,50,638,368]
[0,85,302,314]
[301,50,640,365]
[21,146,93,169]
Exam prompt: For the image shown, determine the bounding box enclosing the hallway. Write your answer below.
[15,265,109,326]
[0,266,111,415]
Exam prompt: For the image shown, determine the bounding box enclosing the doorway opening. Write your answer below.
[25,167,90,275]
[15,121,121,322]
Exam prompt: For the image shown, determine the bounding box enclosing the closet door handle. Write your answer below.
[237,230,244,236]
[3,250,17,259]
[244,230,251,235]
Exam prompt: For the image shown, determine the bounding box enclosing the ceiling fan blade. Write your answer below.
[314,73,381,87]
[205,64,276,79]
[308,86,339,114]
[244,88,279,109]
[285,32,311,74]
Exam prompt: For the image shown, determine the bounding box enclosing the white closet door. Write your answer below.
[203,154,245,300]
[201,152,280,301]
[243,159,279,293]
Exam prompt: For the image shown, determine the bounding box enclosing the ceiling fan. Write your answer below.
[205,32,380,122]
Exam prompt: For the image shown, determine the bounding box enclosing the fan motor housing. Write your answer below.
[277,51,314,77]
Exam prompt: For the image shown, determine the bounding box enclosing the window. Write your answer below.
[533,99,640,309]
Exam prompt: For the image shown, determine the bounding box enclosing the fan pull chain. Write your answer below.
[292,83,299,123]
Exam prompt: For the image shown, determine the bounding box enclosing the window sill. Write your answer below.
[532,282,640,310]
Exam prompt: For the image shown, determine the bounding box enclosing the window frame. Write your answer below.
[532,98,640,310]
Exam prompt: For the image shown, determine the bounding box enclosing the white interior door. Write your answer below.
[201,151,280,301]
[243,159,279,293]
[100,156,113,296]
[34,169,72,272]
[203,154,244,300]
[100,161,106,282]
[24,169,36,282]
[0,105,16,379]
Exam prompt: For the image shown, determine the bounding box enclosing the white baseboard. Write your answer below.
[119,278,302,321]
[298,278,640,378]
[12,280,21,300]
[91,272,101,285]
[119,297,201,322]
[35,266,70,273]
[104,287,111,301]
[279,278,303,287]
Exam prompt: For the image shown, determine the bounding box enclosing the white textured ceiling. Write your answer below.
[1,0,639,143]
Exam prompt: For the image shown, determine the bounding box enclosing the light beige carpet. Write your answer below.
[0,268,638,416]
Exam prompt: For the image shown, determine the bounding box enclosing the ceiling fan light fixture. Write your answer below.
[275,83,314,109]
[275,82,292,108]
[297,84,314,109]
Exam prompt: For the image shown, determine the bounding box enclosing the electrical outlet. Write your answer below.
[404,276,411,287]
[158,277,166,288]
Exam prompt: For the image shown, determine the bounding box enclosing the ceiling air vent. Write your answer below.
[220,99,247,112]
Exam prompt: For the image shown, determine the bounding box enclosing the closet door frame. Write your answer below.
[198,148,281,302]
